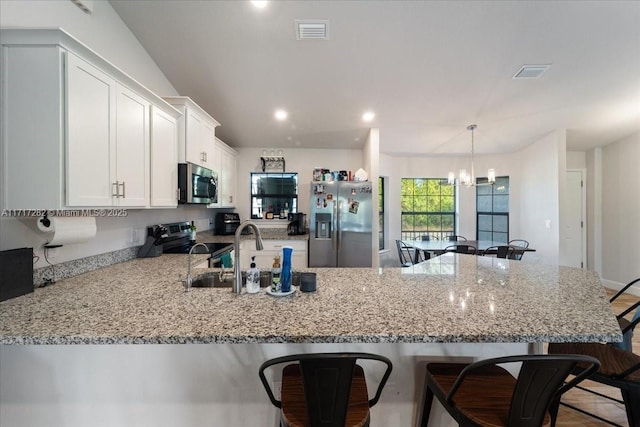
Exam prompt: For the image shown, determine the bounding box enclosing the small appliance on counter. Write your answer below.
[214,212,251,235]
[0,247,33,301]
[287,213,307,235]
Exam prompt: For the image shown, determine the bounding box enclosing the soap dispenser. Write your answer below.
[246,256,261,294]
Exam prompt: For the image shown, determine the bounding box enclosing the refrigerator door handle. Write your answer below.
[332,198,338,251]
[336,199,342,253]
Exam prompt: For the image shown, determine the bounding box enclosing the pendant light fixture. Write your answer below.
[446,124,495,187]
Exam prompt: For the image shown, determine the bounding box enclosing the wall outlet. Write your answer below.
[545,219,552,229]
[130,228,138,244]
[46,247,58,259]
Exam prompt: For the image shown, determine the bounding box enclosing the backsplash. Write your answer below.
[34,246,140,287]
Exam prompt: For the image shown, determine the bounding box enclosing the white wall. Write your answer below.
[518,131,564,265]
[364,129,380,267]
[566,151,586,169]
[601,132,640,285]
[0,0,225,268]
[0,0,177,96]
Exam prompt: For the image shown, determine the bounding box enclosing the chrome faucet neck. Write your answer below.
[233,221,264,294]
[185,242,209,292]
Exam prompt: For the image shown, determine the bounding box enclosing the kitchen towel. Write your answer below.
[37,216,97,246]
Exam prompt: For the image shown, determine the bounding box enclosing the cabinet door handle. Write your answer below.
[112,181,119,197]
[204,152,208,162]
[119,182,126,198]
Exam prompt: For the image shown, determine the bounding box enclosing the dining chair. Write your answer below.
[419,354,600,427]
[482,245,512,259]
[508,239,529,260]
[548,342,640,427]
[396,240,419,266]
[419,235,432,260]
[609,277,640,352]
[448,235,467,241]
[259,352,393,427]
[444,244,476,255]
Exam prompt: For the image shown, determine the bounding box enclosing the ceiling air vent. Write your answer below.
[512,64,551,79]
[295,20,329,40]
[69,0,93,14]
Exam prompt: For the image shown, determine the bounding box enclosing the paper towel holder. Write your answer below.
[39,212,63,248]
[39,212,51,228]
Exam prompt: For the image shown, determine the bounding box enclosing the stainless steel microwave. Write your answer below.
[177,163,218,204]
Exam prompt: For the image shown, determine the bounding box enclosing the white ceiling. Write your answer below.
[110,0,640,156]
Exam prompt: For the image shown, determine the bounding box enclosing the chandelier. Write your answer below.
[446,124,495,187]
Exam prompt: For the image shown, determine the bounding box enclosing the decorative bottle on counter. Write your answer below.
[280,246,293,293]
[190,221,197,243]
[271,255,281,292]
[246,256,261,294]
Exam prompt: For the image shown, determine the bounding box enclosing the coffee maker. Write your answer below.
[287,213,306,235]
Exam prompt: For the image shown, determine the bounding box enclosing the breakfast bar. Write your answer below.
[0,253,622,426]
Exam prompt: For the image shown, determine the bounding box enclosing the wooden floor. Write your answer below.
[553,289,639,427]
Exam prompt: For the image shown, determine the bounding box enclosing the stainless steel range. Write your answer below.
[148,221,233,259]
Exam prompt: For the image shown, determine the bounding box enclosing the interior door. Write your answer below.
[561,170,586,268]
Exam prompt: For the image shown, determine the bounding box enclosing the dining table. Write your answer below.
[406,239,536,263]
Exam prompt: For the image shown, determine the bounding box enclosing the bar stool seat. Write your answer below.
[281,364,370,426]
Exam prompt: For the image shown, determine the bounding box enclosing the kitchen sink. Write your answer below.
[191,274,233,288]
[190,271,274,288]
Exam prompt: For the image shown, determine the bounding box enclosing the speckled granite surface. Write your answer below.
[0,253,621,345]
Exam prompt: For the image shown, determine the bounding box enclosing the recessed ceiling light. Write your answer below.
[251,1,268,9]
[362,111,375,122]
[274,109,288,121]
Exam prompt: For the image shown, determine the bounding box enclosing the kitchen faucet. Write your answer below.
[234,220,263,294]
[185,242,210,292]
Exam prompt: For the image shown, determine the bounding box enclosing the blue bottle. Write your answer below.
[280,246,293,293]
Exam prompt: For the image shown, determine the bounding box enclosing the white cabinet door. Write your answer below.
[115,85,149,207]
[185,109,204,166]
[150,106,178,207]
[218,140,237,208]
[205,122,221,207]
[202,119,217,170]
[66,52,116,206]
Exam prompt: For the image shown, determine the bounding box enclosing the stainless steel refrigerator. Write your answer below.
[309,181,373,267]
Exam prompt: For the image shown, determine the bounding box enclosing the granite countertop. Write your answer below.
[0,253,621,345]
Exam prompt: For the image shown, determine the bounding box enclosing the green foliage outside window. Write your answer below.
[401,179,456,240]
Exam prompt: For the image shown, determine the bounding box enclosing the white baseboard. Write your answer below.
[602,278,640,297]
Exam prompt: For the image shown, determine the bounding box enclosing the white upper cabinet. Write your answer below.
[150,106,179,208]
[217,138,238,208]
[66,52,117,206]
[163,96,220,169]
[114,84,150,207]
[0,28,180,210]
